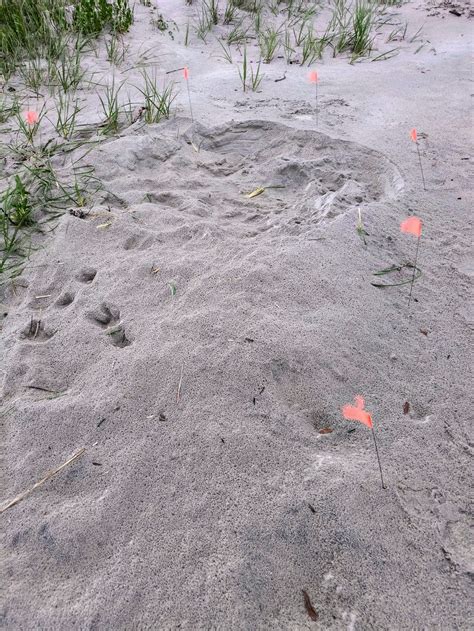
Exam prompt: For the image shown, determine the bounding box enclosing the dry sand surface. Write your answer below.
[1,0,473,628]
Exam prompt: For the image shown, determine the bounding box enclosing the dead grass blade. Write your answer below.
[0,447,86,515]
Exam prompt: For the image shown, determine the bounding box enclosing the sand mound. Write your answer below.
[90,119,402,242]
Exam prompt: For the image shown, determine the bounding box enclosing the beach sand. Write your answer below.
[1,1,473,628]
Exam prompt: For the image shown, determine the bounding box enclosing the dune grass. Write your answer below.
[0,0,133,82]
[137,71,176,123]
[0,0,419,283]
[0,0,135,282]
[0,0,69,81]
[0,175,33,276]
[180,0,400,66]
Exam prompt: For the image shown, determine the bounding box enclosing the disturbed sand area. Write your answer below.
[1,1,473,629]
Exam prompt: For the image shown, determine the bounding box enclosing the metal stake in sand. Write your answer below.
[342,395,386,489]
[308,71,319,126]
[183,66,194,126]
[183,66,199,151]
[410,128,426,191]
[400,216,423,307]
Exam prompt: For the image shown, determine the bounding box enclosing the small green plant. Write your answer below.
[329,0,352,56]
[301,26,322,65]
[268,0,278,15]
[15,107,46,145]
[216,38,233,63]
[293,18,309,46]
[371,263,421,288]
[73,0,113,34]
[152,13,177,38]
[112,0,134,32]
[203,0,219,25]
[49,43,87,92]
[0,0,69,81]
[73,0,133,35]
[152,13,167,31]
[356,208,368,246]
[137,71,176,123]
[224,0,237,24]
[2,176,33,228]
[98,77,124,135]
[227,21,249,45]
[0,95,20,124]
[19,56,47,95]
[0,175,34,277]
[106,33,127,64]
[51,91,81,139]
[196,3,213,41]
[350,1,375,60]
[238,46,248,91]
[254,8,262,33]
[237,46,262,91]
[233,0,262,11]
[250,59,263,91]
[259,28,280,63]
[283,30,295,63]
[408,25,424,44]
[387,23,408,43]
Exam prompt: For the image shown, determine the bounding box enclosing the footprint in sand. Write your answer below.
[123,232,154,251]
[55,291,76,307]
[76,267,97,284]
[86,302,131,348]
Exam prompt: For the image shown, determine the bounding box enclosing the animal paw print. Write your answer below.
[77,267,97,284]
[87,302,131,348]
[123,233,154,251]
[55,291,75,307]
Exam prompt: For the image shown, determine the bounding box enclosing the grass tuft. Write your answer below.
[137,71,176,124]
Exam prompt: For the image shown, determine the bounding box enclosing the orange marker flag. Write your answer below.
[410,127,426,190]
[400,216,423,305]
[342,395,373,429]
[308,70,319,126]
[183,66,189,81]
[400,216,422,238]
[342,395,386,489]
[24,110,39,125]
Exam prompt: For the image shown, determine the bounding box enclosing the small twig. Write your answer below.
[176,364,184,403]
[33,319,41,339]
[166,67,186,74]
[0,448,86,515]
